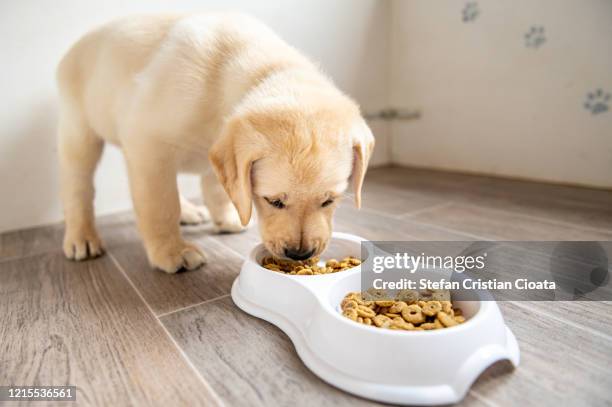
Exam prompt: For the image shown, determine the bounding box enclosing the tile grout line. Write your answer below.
[211,239,249,261]
[157,294,231,319]
[107,252,227,407]
[0,248,61,265]
[399,201,456,219]
[352,205,405,220]
[405,217,490,240]
[358,205,487,240]
[510,301,612,343]
[463,202,612,237]
[469,389,501,407]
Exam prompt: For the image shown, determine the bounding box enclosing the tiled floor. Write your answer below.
[1,165,611,406]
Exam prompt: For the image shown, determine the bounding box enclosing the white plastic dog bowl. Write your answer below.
[231,232,520,405]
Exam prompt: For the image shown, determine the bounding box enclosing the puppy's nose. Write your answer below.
[284,247,316,261]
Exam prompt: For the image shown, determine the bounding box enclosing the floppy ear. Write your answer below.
[209,117,265,226]
[350,119,375,208]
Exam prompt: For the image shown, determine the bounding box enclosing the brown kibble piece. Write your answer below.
[373,314,391,327]
[402,304,426,324]
[437,311,458,327]
[356,305,376,318]
[343,308,358,321]
[395,289,419,304]
[388,301,408,314]
[422,301,442,317]
[391,317,414,330]
[341,298,358,310]
[375,300,395,307]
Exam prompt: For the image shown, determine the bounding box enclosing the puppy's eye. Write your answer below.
[265,198,286,209]
[321,198,334,207]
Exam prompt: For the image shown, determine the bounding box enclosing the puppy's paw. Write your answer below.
[63,228,105,261]
[213,209,246,234]
[148,240,206,273]
[180,202,211,225]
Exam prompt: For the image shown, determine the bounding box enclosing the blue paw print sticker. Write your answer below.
[462,2,479,23]
[525,26,546,48]
[584,89,610,115]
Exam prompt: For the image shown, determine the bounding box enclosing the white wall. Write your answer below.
[0,0,390,233]
[390,0,612,188]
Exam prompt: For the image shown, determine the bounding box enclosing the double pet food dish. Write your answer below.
[231,232,520,405]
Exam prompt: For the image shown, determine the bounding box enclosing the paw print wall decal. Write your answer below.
[525,26,546,48]
[584,89,610,115]
[462,2,479,23]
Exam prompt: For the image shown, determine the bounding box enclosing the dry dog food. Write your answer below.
[261,256,361,275]
[340,289,466,331]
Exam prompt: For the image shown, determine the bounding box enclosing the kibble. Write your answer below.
[340,289,466,331]
[261,256,361,275]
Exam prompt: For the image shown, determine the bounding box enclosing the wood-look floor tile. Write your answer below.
[0,223,63,260]
[335,205,474,241]
[0,252,220,406]
[160,296,385,407]
[471,301,612,406]
[369,166,612,231]
[358,182,447,216]
[108,236,243,316]
[460,179,612,232]
[407,203,612,240]
[202,224,261,257]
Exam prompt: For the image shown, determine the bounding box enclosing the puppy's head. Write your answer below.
[209,102,374,260]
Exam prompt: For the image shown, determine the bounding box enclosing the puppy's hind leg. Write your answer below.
[201,171,247,233]
[179,195,211,225]
[58,116,105,260]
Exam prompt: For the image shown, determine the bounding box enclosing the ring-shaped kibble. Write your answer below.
[388,301,408,314]
[373,314,391,327]
[437,311,458,327]
[402,304,426,324]
[356,305,377,318]
[342,308,358,321]
[422,300,442,317]
[391,317,414,330]
[375,300,395,307]
[441,300,453,314]
[341,298,358,310]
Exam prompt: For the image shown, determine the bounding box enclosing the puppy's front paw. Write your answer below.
[180,203,211,225]
[213,209,246,234]
[148,241,206,273]
[63,228,104,261]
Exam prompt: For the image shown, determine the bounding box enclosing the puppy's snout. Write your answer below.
[284,246,316,261]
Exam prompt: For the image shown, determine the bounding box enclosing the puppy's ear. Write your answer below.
[350,119,375,208]
[209,117,265,226]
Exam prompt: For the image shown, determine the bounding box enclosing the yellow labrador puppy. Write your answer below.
[57,13,374,273]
